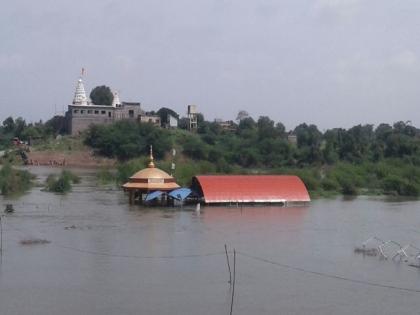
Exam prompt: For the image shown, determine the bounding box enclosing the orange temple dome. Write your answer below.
[122,146,180,192]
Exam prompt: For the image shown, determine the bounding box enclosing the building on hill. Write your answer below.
[187,105,198,130]
[287,132,297,145]
[214,119,237,131]
[139,112,161,127]
[166,113,178,128]
[65,75,158,135]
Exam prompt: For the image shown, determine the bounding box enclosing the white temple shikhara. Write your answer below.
[111,91,122,107]
[72,78,88,106]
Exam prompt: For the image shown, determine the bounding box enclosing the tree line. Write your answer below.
[2,111,419,196]
[84,114,420,196]
[0,116,66,149]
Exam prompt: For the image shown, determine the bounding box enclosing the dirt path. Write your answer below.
[26,150,116,168]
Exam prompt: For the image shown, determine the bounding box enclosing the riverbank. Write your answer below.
[26,149,115,168]
[3,133,420,199]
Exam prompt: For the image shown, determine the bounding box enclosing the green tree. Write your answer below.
[45,115,66,135]
[20,126,42,140]
[3,117,15,133]
[178,117,190,130]
[14,117,27,137]
[236,110,249,121]
[182,136,208,160]
[157,107,179,127]
[257,116,276,139]
[90,86,114,105]
[85,121,171,160]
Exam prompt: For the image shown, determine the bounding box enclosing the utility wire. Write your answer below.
[55,244,226,260]
[237,251,420,294]
[5,214,420,293]
[1,216,226,260]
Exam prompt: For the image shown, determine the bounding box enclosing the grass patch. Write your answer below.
[96,168,116,185]
[45,170,81,193]
[33,135,86,152]
[0,163,34,195]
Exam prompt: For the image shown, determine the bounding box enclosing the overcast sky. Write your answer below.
[1,0,420,130]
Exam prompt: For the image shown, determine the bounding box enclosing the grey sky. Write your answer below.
[1,0,420,130]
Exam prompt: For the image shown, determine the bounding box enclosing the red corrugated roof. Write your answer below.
[194,175,310,204]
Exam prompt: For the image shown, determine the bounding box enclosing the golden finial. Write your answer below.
[148,145,155,168]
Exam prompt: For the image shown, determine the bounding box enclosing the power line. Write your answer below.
[237,251,420,294]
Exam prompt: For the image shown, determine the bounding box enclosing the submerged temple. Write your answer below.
[122,147,180,204]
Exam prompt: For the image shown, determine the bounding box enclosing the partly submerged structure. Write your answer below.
[122,147,180,204]
[191,175,310,205]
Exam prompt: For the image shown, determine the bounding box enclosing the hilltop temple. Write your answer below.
[65,74,160,135]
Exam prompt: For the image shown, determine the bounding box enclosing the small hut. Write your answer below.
[122,146,180,204]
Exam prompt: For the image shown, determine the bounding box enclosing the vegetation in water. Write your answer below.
[4,111,420,198]
[96,168,116,185]
[84,115,420,198]
[0,163,33,195]
[45,170,81,193]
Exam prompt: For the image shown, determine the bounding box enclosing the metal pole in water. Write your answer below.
[230,249,236,315]
[0,216,3,255]
[224,244,232,284]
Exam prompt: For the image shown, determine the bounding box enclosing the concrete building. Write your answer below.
[167,114,178,128]
[287,133,298,145]
[139,113,161,126]
[187,105,198,130]
[214,119,237,131]
[65,76,144,135]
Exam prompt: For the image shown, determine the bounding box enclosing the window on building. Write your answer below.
[101,110,106,115]
[81,110,85,114]
[88,110,92,114]
[74,110,79,114]
[129,110,134,118]
[108,112,111,118]
[94,110,99,114]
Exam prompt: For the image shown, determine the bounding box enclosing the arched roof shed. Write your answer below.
[192,175,310,204]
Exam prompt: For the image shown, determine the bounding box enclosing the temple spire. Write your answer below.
[112,90,121,107]
[72,69,88,105]
[148,145,155,168]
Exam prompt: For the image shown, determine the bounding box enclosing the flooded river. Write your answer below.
[1,167,420,314]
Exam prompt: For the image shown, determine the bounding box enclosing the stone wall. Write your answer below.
[66,103,146,135]
[67,105,115,135]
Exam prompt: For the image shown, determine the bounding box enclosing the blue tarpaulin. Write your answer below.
[145,190,164,201]
[168,188,192,201]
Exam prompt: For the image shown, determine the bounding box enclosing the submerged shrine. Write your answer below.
[122,147,310,206]
[122,147,180,204]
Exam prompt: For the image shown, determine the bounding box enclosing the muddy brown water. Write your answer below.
[1,167,420,314]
